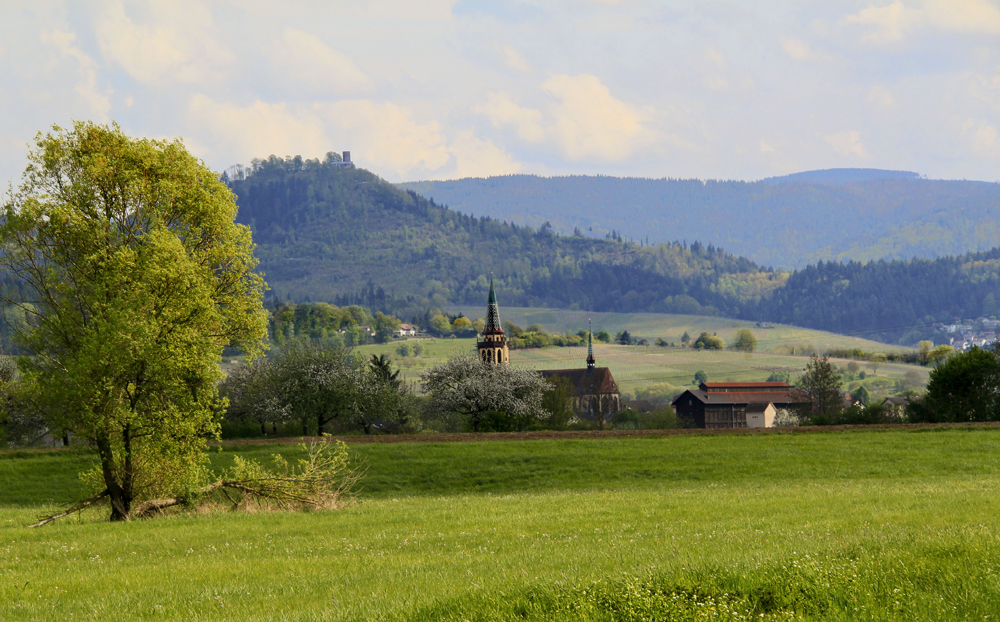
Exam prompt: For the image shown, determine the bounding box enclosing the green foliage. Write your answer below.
[693,332,724,350]
[541,375,575,431]
[797,355,844,420]
[912,345,1000,422]
[731,328,757,354]
[595,330,611,343]
[611,407,679,430]
[850,385,872,406]
[693,370,708,385]
[224,340,411,436]
[0,122,267,519]
[632,382,684,405]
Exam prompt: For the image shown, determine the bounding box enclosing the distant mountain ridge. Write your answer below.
[398,172,1000,270]
[761,168,920,184]
[228,157,1000,344]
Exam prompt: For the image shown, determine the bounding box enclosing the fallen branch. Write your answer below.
[29,489,110,528]
[29,439,361,526]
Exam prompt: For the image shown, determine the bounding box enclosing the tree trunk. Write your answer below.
[96,435,131,521]
[302,418,308,436]
[260,422,266,436]
[363,422,371,434]
[62,432,70,446]
[473,416,480,433]
[272,422,277,435]
[318,416,326,436]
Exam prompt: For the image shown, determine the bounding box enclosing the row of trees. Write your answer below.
[269,302,403,346]
[222,341,411,436]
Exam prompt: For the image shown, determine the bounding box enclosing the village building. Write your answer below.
[396,323,417,337]
[477,279,510,365]
[671,382,806,428]
[540,329,621,418]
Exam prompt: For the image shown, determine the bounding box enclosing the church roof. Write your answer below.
[540,367,619,396]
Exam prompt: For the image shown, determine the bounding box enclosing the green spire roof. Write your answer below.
[484,277,502,333]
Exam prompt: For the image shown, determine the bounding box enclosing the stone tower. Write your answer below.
[477,278,510,365]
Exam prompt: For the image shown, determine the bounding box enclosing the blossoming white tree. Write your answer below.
[421,352,548,432]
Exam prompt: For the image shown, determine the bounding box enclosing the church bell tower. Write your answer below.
[477,278,510,365]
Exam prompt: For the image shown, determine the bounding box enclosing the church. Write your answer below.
[478,281,620,418]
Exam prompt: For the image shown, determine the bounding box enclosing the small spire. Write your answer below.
[587,319,596,370]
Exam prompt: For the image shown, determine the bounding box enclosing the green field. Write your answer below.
[4,429,1000,620]
[451,307,912,355]
[355,328,926,398]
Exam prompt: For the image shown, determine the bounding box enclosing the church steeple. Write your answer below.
[586,319,596,370]
[478,277,509,365]
[484,277,502,334]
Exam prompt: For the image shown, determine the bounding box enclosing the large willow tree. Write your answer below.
[0,122,268,520]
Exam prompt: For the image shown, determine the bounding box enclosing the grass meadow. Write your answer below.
[4,428,1000,620]
[356,337,927,397]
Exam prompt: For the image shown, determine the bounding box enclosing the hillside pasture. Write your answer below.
[3,429,1000,620]
[451,306,914,355]
[355,334,927,397]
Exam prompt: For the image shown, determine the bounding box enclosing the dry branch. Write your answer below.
[29,489,110,528]
[28,439,360,526]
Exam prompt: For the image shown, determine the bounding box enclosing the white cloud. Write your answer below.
[782,38,812,61]
[448,130,521,179]
[759,140,775,154]
[822,130,869,158]
[264,27,374,94]
[542,74,652,161]
[844,0,1000,43]
[39,30,111,119]
[316,100,451,179]
[186,95,329,162]
[867,85,895,106]
[966,121,999,154]
[95,0,234,86]
[844,1,916,43]
[924,0,1000,35]
[474,92,545,143]
[706,47,726,68]
[503,46,531,73]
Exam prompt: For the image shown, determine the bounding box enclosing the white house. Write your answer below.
[396,323,417,337]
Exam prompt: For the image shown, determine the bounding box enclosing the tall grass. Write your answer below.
[3,429,1000,620]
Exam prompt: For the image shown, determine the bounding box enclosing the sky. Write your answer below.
[0,0,998,186]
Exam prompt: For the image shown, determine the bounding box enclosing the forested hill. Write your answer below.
[398,173,1000,269]
[226,156,778,320]
[228,156,1000,344]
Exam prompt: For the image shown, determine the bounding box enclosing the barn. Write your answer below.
[671,382,806,428]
